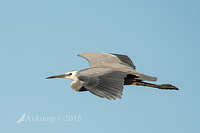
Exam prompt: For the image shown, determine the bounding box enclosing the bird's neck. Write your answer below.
[70,80,82,91]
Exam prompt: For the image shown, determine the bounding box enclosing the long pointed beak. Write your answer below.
[46,74,66,79]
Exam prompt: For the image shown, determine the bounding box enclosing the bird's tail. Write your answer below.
[131,81,179,90]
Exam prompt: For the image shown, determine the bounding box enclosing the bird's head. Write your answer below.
[46,71,78,81]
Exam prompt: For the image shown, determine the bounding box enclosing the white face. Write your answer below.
[64,71,78,80]
[46,70,79,80]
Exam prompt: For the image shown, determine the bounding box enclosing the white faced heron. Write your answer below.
[46,52,178,100]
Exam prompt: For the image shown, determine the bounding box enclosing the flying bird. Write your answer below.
[46,52,178,100]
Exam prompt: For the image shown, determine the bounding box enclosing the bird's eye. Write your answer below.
[69,73,72,76]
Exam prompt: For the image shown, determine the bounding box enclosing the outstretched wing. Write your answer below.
[77,68,127,100]
[78,52,136,69]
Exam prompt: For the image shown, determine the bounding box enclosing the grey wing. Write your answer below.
[112,53,136,69]
[78,52,136,69]
[78,52,157,82]
[77,69,127,100]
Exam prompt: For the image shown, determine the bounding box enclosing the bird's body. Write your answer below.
[46,52,178,100]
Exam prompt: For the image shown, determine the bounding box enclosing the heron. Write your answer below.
[46,52,178,100]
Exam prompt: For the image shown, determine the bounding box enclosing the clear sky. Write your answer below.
[1,0,200,133]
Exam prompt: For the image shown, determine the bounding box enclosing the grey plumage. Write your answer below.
[46,52,178,100]
[78,52,157,81]
[77,68,127,100]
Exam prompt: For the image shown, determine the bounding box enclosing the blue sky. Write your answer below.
[1,0,200,133]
